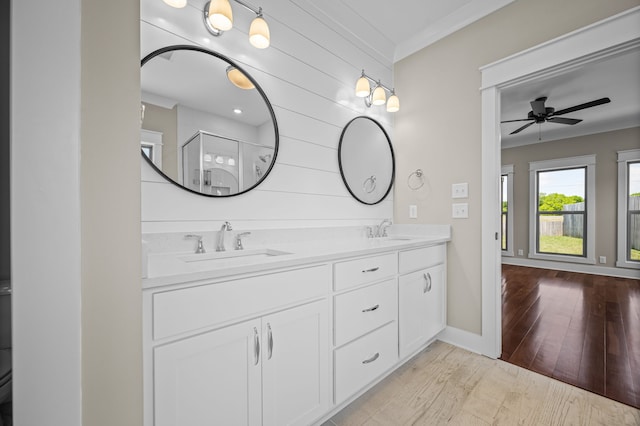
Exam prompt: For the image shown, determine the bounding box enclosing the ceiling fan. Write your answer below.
[501,96,611,135]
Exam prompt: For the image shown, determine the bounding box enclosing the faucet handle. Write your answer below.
[235,232,251,250]
[185,234,206,254]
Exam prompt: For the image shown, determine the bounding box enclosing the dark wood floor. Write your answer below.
[501,264,640,409]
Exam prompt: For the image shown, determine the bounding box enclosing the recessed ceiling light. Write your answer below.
[233,108,242,114]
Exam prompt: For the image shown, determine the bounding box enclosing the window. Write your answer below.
[141,143,154,160]
[501,165,514,256]
[140,129,163,168]
[617,149,640,269]
[529,155,595,264]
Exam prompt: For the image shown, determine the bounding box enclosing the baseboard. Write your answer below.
[502,257,640,280]
[437,326,484,355]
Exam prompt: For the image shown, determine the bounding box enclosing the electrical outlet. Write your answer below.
[599,256,606,264]
[452,203,468,218]
[409,205,418,219]
[518,249,524,256]
[452,182,468,199]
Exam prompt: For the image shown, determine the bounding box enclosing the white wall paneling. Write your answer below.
[141,0,396,233]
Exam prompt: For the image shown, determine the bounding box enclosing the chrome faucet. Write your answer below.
[376,219,392,237]
[216,221,233,251]
[235,232,251,250]
[185,234,206,254]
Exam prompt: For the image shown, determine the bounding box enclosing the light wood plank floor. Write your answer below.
[324,341,640,426]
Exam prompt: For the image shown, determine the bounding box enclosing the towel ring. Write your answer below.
[408,169,425,190]
[362,175,377,193]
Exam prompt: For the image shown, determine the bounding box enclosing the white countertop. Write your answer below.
[143,233,451,289]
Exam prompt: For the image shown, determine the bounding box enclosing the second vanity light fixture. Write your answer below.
[355,70,400,113]
[162,0,270,49]
[204,0,270,49]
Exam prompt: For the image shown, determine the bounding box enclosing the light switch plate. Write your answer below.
[452,183,468,198]
[452,203,468,218]
[409,205,418,219]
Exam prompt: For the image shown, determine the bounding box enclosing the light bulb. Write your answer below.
[386,93,400,112]
[372,85,386,106]
[355,76,370,98]
[249,15,270,49]
[226,66,255,90]
[208,0,233,31]
[163,0,187,8]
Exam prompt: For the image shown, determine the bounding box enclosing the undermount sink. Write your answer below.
[180,248,292,263]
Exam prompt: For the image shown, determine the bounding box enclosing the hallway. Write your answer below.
[501,265,640,408]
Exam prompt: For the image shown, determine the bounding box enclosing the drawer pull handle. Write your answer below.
[423,273,432,293]
[362,353,380,364]
[267,323,274,360]
[362,304,380,313]
[253,327,260,366]
[362,267,380,273]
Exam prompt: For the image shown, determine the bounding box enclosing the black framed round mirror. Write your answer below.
[140,45,279,197]
[338,116,395,205]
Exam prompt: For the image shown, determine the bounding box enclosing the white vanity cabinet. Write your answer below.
[398,245,447,359]
[144,236,450,426]
[145,265,331,426]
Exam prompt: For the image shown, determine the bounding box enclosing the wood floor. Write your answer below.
[324,341,640,425]
[501,264,640,409]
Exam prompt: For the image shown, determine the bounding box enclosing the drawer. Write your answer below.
[153,264,329,340]
[399,244,445,274]
[334,279,397,347]
[334,321,398,404]
[334,253,397,291]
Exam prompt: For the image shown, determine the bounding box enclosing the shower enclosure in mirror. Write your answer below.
[140,45,279,197]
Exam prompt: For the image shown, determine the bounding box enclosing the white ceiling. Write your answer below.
[297,1,640,146]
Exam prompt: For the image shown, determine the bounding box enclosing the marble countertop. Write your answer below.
[143,231,451,289]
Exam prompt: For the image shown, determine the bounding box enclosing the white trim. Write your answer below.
[502,256,640,280]
[394,0,516,63]
[141,129,163,168]
[437,327,484,355]
[501,165,514,257]
[617,149,640,269]
[480,6,640,359]
[528,154,596,265]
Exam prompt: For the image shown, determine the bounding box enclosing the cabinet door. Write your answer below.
[262,300,330,426]
[154,319,262,426]
[398,263,445,359]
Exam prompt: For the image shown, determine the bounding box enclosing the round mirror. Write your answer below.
[338,116,395,205]
[140,45,278,197]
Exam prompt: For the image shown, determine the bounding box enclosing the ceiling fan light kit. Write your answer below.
[501,96,611,135]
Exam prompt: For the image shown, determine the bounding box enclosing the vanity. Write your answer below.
[142,226,450,426]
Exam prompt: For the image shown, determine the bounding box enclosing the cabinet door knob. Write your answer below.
[362,352,380,364]
[362,267,380,273]
[253,327,260,366]
[267,323,274,360]
[423,273,432,293]
[362,304,380,313]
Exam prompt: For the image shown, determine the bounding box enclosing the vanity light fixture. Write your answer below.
[203,0,271,49]
[226,66,255,90]
[355,70,400,112]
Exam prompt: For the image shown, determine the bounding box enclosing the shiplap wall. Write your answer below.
[141,0,395,233]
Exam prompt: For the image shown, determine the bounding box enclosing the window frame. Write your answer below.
[140,129,163,168]
[501,164,514,257]
[528,155,596,264]
[616,149,640,269]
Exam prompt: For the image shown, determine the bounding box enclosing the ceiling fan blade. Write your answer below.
[501,118,534,123]
[530,98,547,116]
[552,97,611,116]
[510,121,535,135]
[547,117,582,125]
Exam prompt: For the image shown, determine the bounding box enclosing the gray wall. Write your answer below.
[1,0,9,282]
[502,126,640,269]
